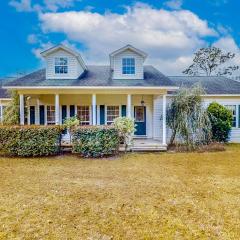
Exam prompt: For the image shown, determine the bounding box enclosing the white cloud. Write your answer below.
[43,0,81,12]
[9,0,81,12]
[9,0,32,12]
[27,34,38,44]
[164,0,183,10]
[213,37,240,75]
[39,4,217,74]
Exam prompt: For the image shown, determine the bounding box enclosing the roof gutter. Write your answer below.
[3,86,179,90]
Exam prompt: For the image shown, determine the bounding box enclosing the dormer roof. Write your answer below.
[109,44,148,60]
[40,44,87,70]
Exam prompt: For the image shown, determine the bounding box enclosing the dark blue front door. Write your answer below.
[134,106,146,136]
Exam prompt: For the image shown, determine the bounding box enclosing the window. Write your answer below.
[77,106,90,125]
[55,57,68,74]
[106,106,120,124]
[47,106,55,125]
[122,58,135,74]
[135,106,145,122]
[224,105,237,127]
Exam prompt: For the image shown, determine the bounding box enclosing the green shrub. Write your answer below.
[0,125,62,157]
[113,117,135,151]
[207,102,233,142]
[72,126,120,158]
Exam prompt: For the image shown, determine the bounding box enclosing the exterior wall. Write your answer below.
[27,94,153,138]
[112,50,144,80]
[203,97,240,143]
[166,95,240,143]
[153,95,163,141]
[45,49,84,80]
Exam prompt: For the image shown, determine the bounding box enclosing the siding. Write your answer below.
[166,96,240,143]
[45,49,84,79]
[203,97,240,143]
[153,95,163,141]
[112,50,144,80]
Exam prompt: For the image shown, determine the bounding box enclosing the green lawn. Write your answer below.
[1,145,240,239]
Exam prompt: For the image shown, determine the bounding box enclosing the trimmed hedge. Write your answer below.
[71,126,120,158]
[0,125,62,157]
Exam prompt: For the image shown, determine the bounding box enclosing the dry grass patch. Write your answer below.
[0,145,240,239]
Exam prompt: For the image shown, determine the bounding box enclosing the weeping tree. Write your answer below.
[3,90,20,125]
[167,85,212,150]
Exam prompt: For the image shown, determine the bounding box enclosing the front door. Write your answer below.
[134,106,146,136]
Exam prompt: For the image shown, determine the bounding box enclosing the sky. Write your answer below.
[1,0,240,77]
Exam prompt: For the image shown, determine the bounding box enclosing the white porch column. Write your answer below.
[162,94,167,145]
[92,94,97,125]
[20,94,24,125]
[55,94,60,125]
[127,94,132,118]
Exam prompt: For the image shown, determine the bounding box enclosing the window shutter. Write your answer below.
[239,105,240,128]
[100,105,105,125]
[70,105,75,117]
[39,105,45,125]
[30,106,35,125]
[62,105,67,124]
[121,105,126,117]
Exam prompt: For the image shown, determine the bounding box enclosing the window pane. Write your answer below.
[77,106,90,125]
[224,105,236,127]
[55,57,68,74]
[107,106,119,123]
[122,58,135,75]
[135,106,144,122]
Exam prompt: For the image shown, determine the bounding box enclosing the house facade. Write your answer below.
[2,44,240,148]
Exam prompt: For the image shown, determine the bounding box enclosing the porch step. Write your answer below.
[131,146,167,152]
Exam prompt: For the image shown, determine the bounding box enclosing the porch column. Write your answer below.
[20,94,24,125]
[127,94,132,118]
[55,94,60,125]
[92,94,97,125]
[162,94,167,145]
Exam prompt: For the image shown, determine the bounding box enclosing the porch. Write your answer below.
[18,91,168,150]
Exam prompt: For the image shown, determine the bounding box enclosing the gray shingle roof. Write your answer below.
[4,65,175,87]
[0,88,10,98]
[0,79,10,98]
[169,76,240,94]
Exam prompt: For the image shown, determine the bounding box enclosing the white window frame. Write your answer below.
[55,57,68,74]
[224,105,237,128]
[122,58,135,75]
[105,105,121,125]
[76,105,91,125]
[46,105,56,125]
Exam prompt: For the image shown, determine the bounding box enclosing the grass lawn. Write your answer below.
[1,145,240,239]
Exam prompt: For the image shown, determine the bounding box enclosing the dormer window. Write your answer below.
[122,58,135,75]
[55,57,68,74]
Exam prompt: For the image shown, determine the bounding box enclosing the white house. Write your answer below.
[2,44,240,150]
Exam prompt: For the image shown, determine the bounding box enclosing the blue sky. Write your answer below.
[1,0,240,77]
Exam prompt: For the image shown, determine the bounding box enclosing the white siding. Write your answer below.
[112,50,144,80]
[45,49,84,79]
[153,95,163,141]
[166,96,240,143]
[203,97,240,143]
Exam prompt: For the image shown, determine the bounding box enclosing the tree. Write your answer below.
[3,90,20,125]
[207,102,232,142]
[167,85,212,150]
[183,47,239,76]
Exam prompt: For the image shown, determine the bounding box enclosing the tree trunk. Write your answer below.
[170,129,177,145]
